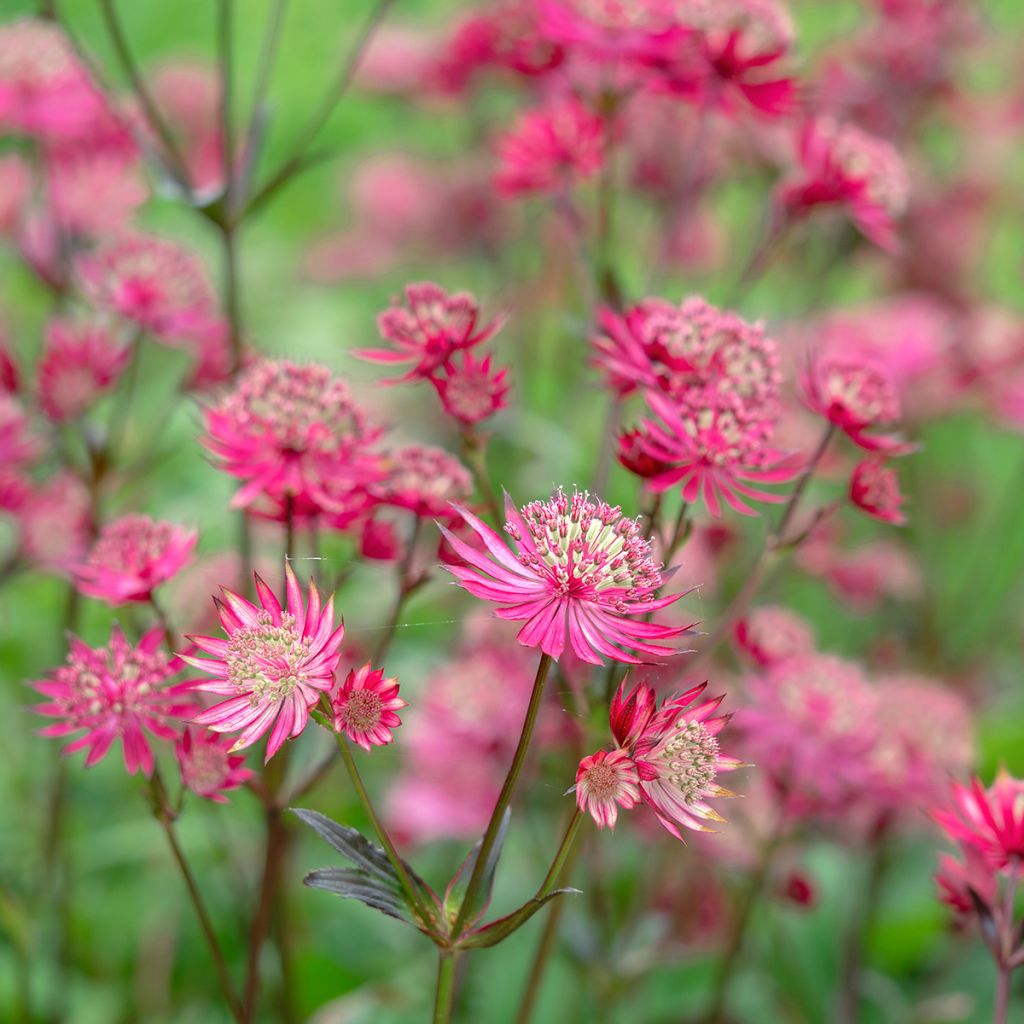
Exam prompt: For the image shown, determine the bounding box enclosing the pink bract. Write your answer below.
[432,350,510,427]
[32,625,193,776]
[331,663,408,752]
[176,726,254,803]
[849,457,908,525]
[933,772,1024,870]
[182,564,345,762]
[75,515,196,606]
[439,488,689,665]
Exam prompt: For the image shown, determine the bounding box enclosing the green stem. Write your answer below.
[148,592,177,650]
[218,0,237,219]
[536,809,583,900]
[459,431,502,525]
[243,0,394,219]
[336,735,434,931]
[433,951,458,1024]
[147,770,244,1024]
[451,652,554,938]
[372,515,422,664]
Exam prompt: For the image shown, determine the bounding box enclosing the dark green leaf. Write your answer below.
[292,808,399,886]
[304,867,410,922]
[457,888,581,949]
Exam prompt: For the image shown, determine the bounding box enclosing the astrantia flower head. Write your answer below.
[933,772,1024,870]
[602,680,743,840]
[733,604,815,667]
[634,389,801,517]
[849,457,907,525]
[75,515,196,606]
[536,0,681,66]
[441,488,689,664]
[33,625,193,776]
[432,350,510,427]
[372,444,473,519]
[575,748,641,829]
[78,233,218,341]
[17,470,92,576]
[356,283,504,382]
[496,96,605,198]
[37,317,131,422]
[183,564,345,762]
[48,154,147,239]
[780,118,910,251]
[176,726,254,803]
[203,359,381,512]
[330,663,407,751]
[801,354,914,454]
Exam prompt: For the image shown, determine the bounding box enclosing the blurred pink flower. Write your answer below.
[17,471,92,576]
[849,457,907,525]
[203,359,381,512]
[733,604,815,667]
[934,771,1024,870]
[604,680,743,839]
[78,233,218,342]
[496,96,605,198]
[575,748,641,829]
[33,625,193,776]
[183,564,345,762]
[176,726,254,803]
[356,25,438,93]
[37,316,131,422]
[75,515,196,606]
[936,846,998,918]
[330,663,407,751]
[440,488,688,664]
[432,351,510,427]
[47,153,147,237]
[357,282,504,382]
[780,118,909,251]
[372,444,472,520]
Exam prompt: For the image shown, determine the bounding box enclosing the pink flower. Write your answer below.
[32,625,193,776]
[575,748,641,829]
[360,516,402,561]
[536,0,681,66]
[933,772,1024,870]
[606,680,743,840]
[356,282,504,382]
[642,0,796,118]
[635,389,801,517]
[37,317,131,422]
[0,20,107,142]
[849,457,907,525]
[432,351,510,427]
[372,445,473,520]
[440,488,688,665]
[75,515,196,606]
[330,663,408,751]
[936,846,998,918]
[801,353,914,454]
[496,96,605,198]
[77,233,218,341]
[0,394,43,469]
[176,727,254,803]
[47,154,147,238]
[203,359,381,512]
[17,471,92,576]
[780,118,910,251]
[733,604,815,667]
[182,564,345,761]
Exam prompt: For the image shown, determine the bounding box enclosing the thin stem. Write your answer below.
[459,431,502,524]
[451,652,554,938]
[335,734,434,930]
[243,0,394,219]
[147,771,244,1024]
[996,858,1020,1024]
[705,830,783,1024]
[284,494,296,565]
[372,516,422,664]
[221,224,244,373]
[774,423,836,544]
[995,968,1011,1024]
[536,809,583,900]
[148,592,177,650]
[97,0,192,188]
[433,951,458,1024]
[105,329,144,460]
[666,500,691,559]
[218,0,237,220]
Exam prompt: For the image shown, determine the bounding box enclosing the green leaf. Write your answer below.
[456,888,581,949]
[442,808,510,930]
[304,867,410,923]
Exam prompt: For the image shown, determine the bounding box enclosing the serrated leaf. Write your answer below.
[304,867,410,922]
[443,808,510,929]
[457,888,581,949]
[292,808,398,885]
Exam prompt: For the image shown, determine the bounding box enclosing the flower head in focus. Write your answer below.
[496,96,605,198]
[331,663,408,751]
[183,564,345,761]
[78,233,218,341]
[176,726,254,803]
[75,515,196,606]
[37,317,130,422]
[203,359,381,513]
[780,118,909,251]
[32,625,193,776]
[575,748,641,829]
[356,283,504,382]
[440,488,689,664]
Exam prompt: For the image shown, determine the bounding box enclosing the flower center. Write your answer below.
[182,743,230,792]
[339,689,384,733]
[227,612,311,703]
[658,720,719,801]
[582,760,621,800]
